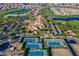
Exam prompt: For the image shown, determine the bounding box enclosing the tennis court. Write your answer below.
[25,43,42,49]
[68,39,77,44]
[23,37,39,43]
[28,50,48,56]
[45,40,65,48]
[0,42,10,51]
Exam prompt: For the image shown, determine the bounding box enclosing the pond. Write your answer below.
[23,3,30,5]
[52,17,79,21]
[8,9,29,14]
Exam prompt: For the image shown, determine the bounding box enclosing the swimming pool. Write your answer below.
[52,17,79,21]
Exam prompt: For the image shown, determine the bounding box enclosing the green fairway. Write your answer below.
[41,8,53,18]
[68,20,79,26]
[0,8,29,17]
[0,9,19,16]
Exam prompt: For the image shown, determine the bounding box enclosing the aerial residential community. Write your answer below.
[0,3,79,56]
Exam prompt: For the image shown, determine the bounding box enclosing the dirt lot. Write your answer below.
[71,44,79,56]
[51,48,72,56]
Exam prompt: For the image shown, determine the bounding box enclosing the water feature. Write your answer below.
[23,3,30,5]
[8,9,29,14]
[52,17,79,21]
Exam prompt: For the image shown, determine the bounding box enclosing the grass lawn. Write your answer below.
[37,31,44,36]
[75,36,79,40]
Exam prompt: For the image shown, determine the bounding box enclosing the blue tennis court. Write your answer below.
[23,38,38,43]
[47,41,60,47]
[47,40,63,48]
[68,40,77,44]
[29,51,44,56]
[28,50,47,56]
[25,43,42,49]
[0,42,10,51]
